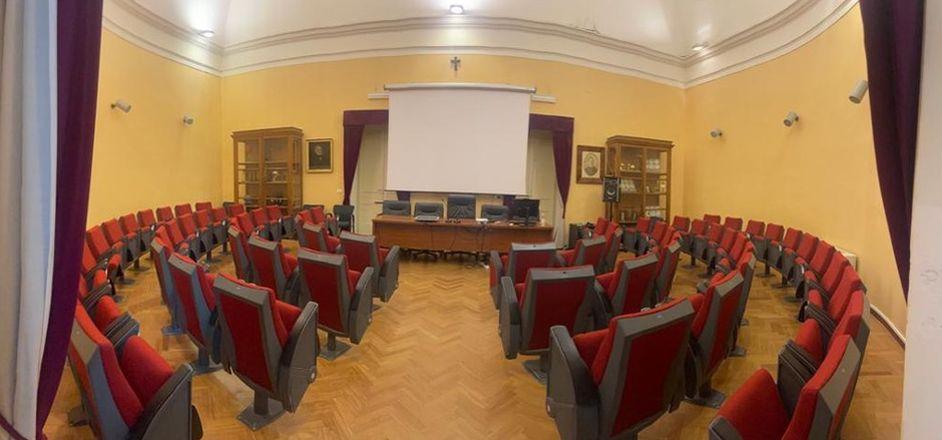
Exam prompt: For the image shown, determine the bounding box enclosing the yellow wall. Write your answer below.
[219,55,686,224]
[87,30,222,225]
[682,5,907,332]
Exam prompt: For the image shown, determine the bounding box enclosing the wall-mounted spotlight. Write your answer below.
[709,128,723,138]
[198,29,215,38]
[182,114,195,125]
[783,111,800,127]
[448,4,465,14]
[849,80,869,104]
[111,99,132,113]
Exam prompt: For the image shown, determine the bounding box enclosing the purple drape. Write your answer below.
[342,110,388,204]
[396,191,411,201]
[34,1,103,437]
[529,114,574,215]
[859,0,924,297]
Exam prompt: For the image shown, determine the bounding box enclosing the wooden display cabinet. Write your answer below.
[232,127,304,216]
[605,135,673,225]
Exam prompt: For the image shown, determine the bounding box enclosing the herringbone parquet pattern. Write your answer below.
[47,243,904,439]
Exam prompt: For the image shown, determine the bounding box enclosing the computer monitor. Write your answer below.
[510,198,540,225]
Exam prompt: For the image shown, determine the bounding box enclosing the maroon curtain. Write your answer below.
[35,1,104,437]
[502,195,515,206]
[859,0,924,297]
[529,114,574,214]
[342,110,388,204]
[396,191,411,201]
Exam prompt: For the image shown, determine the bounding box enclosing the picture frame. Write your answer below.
[577,145,605,184]
[306,138,333,173]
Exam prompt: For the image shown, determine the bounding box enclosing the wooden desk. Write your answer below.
[372,215,554,253]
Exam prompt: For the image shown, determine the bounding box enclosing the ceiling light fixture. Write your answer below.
[449,4,465,15]
[198,29,215,38]
[691,42,708,52]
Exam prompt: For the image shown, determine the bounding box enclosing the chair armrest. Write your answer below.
[499,276,522,359]
[804,303,836,334]
[279,302,319,412]
[104,314,140,351]
[710,369,788,440]
[348,267,374,344]
[546,325,600,439]
[382,245,401,272]
[131,365,199,440]
[81,282,113,311]
[777,341,818,415]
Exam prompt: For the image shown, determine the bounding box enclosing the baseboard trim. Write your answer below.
[870,304,906,348]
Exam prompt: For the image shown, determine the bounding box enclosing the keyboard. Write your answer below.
[414,215,441,222]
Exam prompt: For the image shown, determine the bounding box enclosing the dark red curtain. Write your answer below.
[35,0,104,437]
[342,110,389,204]
[396,191,411,201]
[859,0,924,297]
[529,114,574,214]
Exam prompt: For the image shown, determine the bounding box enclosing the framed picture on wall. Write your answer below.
[306,138,333,173]
[577,145,605,184]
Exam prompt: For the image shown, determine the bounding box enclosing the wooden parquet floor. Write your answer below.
[46,244,904,439]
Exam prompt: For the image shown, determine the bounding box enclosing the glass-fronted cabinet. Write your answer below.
[605,135,673,225]
[233,127,303,216]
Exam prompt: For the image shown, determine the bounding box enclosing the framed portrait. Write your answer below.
[306,138,332,173]
[577,145,605,184]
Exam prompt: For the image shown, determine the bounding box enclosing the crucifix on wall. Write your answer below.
[450,56,461,75]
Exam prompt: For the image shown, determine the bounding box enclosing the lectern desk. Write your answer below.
[372,215,554,253]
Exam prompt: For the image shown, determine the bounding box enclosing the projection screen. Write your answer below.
[385,83,532,195]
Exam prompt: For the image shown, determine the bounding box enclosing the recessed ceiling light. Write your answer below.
[691,42,708,52]
[449,4,465,15]
[198,29,215,38]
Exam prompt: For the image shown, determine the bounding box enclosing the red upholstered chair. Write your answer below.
[83,240,122,288]
[670,215,690,233]
[149,237,186,336]
[722,217,743,231]
[691,222,722,268]
[194,201,213,212]
[174,203,193,218]
[680,218,707,259]
[156,206,174,224]
[778,233,819,290]
[652,235,682,303]
[683,270,745,407]
[755,223,784,277]
[81,295,140,348]
[227,225,256,283]
[87,225,131,276]
[137,209,158,231]
[234,212,261,238]
[709,335,863,440]
[744,220,765,239]
[727,250,756,357]
[226,203,246,217]
[546,298,695,440]
[168,253,223,374]
[623,217,653,255]
[213,274,319,430]
[178,213,213,261]
[558,236,608,272]
[715,232,748,272]
[595,253,659,319]
[119,213,153,262]
[489,242,558,308]
[592,216,610,238]
[641,221,669,255]
[790,240,835,294]
[194,209,222,257]
[103,218,143,269]
[67,304,200,439]
[499,266,598,382]
[703,214,721,224]
[300,222,340,254]
[266,205,290,240]
[340,231,401,303]
[297,248,374,359]
[802,266,865,327]
[294,211,314,244]
[209,207,230,253]
[799,252,850,305]
[788,291,870,374]
[156,222,196,261]
[767,227,802,278]
[251,207,275,240]
[247,234,299,303]
[77,269,112,311]
[599,223,624,274]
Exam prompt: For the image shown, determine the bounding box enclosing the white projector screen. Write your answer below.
[386,85,531,195]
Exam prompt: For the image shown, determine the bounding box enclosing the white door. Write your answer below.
[527,130,564,246]
[352,126,390,234]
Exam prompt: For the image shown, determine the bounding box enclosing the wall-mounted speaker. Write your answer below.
[602,176,620,203]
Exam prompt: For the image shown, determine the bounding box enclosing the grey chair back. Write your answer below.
[414,202,444,217]
[447,194,476,219]
[382,200,411,216]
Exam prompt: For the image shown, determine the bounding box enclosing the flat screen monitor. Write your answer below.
[510,198,540,225]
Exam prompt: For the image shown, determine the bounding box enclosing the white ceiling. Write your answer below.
[134,0,796,56]
[107,0,859,86]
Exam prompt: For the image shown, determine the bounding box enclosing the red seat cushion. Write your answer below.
[378,247,389,264]
[794,320,824,364]
[807,289,825,309]
[572,329,606,368]
[275,300,301,334]
[119,336,174,406]
[514,282,525,304]
[92,296,123,330]
[716,369,789,440]
[347,270,361,295]
[559,249,576,266]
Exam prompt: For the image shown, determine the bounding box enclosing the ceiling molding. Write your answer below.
[103,0,860,88]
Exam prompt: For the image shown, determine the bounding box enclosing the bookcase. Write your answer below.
[232,127,304,215]
[605,135,673,225]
